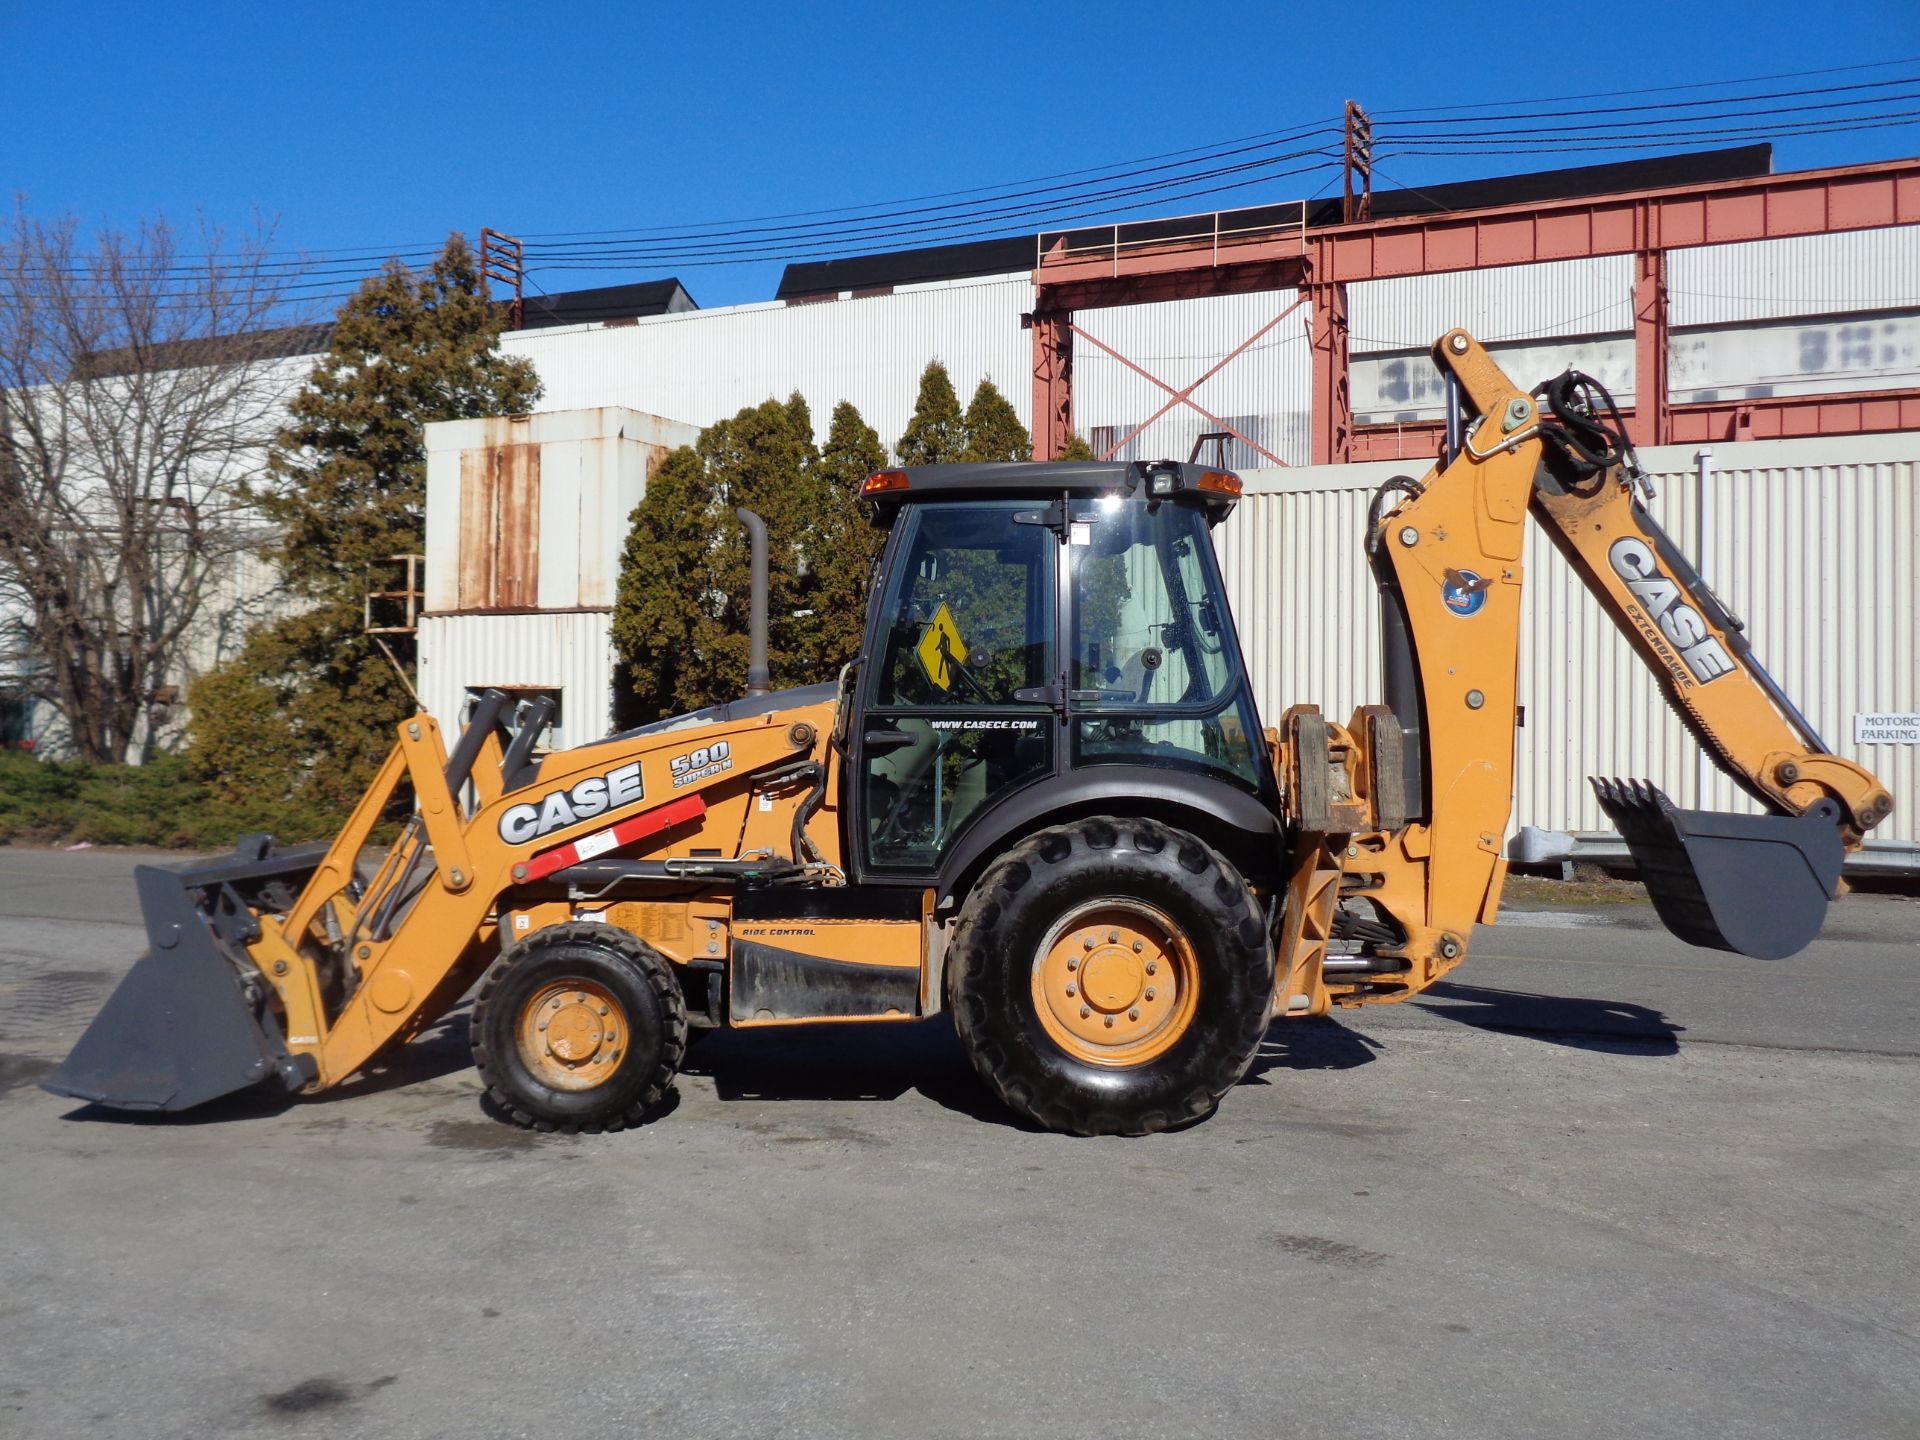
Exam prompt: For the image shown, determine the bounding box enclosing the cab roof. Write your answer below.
[863,460,1243,511]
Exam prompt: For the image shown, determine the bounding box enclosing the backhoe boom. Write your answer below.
[1274,331,1894,1011]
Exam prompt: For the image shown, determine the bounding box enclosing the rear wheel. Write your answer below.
[472,923,686,1133]
[950,818,1274,1135]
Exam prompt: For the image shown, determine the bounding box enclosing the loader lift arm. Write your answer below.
[1274,331,1894,1015]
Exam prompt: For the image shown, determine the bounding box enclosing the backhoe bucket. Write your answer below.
[1590,778,1845,961]
[41,862,310,1112]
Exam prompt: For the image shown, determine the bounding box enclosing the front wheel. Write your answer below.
[471,923,686,1133]
[950,818,1274,1135]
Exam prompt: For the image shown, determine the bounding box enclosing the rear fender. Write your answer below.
[935,766,1282,911]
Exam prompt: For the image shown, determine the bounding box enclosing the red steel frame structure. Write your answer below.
[1027,156,1920,465]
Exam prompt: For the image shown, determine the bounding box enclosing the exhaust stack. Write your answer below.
[736,507,770,698]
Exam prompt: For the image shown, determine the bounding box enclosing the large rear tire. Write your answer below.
[950,818,1274,1136]
[471,923,686,1133]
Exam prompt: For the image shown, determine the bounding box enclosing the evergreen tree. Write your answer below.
[608,445,708,723]
[807,400,888,674]
[613,395,896,721]
[1057,432,1097,461]
[187,235,541,830]
[614,396,822,718]
[960,377,1031,462]
[895,360,967,465]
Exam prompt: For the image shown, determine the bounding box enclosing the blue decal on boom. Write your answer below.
[1442,571,1488,617]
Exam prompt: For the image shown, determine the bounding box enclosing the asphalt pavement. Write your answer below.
[1,846,1916,1439]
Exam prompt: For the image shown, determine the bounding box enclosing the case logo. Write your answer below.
[1608,538,1736,686]
[498,762,645,845]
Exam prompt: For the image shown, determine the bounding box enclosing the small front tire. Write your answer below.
[471,923,686,1133]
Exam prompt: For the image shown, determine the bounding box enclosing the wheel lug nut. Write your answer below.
[604,1032,616,1042]
[1128,1008,1140,1021]
[575,992,587,1003]
[1065,984,1076,997]
[537,1020,548,1031]
[1104,1015,1115,1028]
[1079,1005,1091,1018]
[1144,988,1156,1000]
[1083,938,1094,951]
[598,1005,609,1015]
[1107,931,1119,943]
[1146,962,1158,976]
[1132,941,1143,953]
[1066,958,1078,971]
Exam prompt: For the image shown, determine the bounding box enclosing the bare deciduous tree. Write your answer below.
[0,201,311,763]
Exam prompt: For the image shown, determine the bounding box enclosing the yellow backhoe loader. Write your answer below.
[45,333,1895,1136]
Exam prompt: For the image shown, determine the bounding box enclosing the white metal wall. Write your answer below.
[422,407,697,613]
[502,277,1035,453]
[1351,256,1634,350]
[1349,256,1636,422]
[1669,226,1920,326]
[417,610,616,751]
[1216,433,1918,846]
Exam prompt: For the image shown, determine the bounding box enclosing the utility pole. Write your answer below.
[479,227,526,331]
[1342,101,1374,224]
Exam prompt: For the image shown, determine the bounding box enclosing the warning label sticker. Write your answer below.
[916,602,970,691]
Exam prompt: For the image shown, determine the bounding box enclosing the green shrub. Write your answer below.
[0,750,338,850]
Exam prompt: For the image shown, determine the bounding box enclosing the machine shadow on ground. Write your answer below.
[38,981,1681,1133]
[1241,1017,1382,1083]
[1412,981,1682,1053]
[677,1017,1044,1129]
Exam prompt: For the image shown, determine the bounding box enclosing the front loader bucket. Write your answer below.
[41,864,306,1112]
[1590,778,1845,961]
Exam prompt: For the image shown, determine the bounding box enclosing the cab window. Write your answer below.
[1069,497,1266,794]
[869,503,1054,708]
[862,502,1057,871]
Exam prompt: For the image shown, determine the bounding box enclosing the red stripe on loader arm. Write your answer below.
[521,793,708,882]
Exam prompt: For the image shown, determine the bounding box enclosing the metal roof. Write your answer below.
[776,146,1773,300]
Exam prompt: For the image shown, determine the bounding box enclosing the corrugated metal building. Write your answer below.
[501,228,1920,465]
[419,407,698,745]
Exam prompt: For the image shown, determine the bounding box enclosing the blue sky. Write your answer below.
[7,0,1919,311]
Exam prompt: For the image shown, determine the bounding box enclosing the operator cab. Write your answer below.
[850,461,1273,883]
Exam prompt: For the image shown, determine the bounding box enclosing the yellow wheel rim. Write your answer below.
[518,980,629,1091]
[1030,900,1200,1068]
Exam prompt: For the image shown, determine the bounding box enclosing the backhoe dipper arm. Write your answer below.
[1526,413,1892,840]
[1272,331,1893,1014]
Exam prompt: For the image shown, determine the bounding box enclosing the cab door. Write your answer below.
[854,501,1060,878]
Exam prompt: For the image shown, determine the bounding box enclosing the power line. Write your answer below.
[521,127,1344,254]
[1378,84,1920,139]
[523,159,1345,273]
[1374,55,1920,114]
[519,147,1342,266]
[1379,111,1920,159]
[13,62,1920,304]
[515,115,1346,240]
